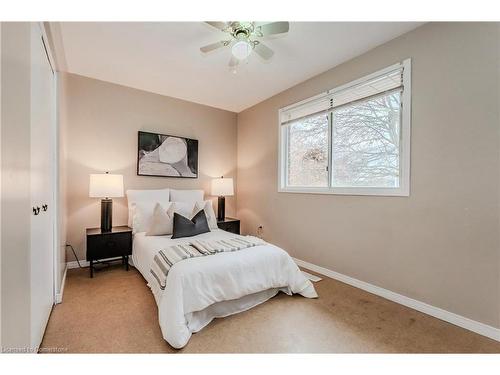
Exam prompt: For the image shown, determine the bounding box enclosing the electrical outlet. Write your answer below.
[257,225,263,238]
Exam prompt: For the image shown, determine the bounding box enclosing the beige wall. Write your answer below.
[1,22,32,347]
[237,23,500,328]
[63,73,238,261]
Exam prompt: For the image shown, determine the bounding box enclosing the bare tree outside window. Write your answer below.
[280,62,409,195]
[287,114,329,187]
[332,91,401,187]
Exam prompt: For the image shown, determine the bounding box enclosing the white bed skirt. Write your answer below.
[186,287,282,333]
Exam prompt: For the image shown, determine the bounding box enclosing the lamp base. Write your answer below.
[101,198,113,232]
[217,196,225,221]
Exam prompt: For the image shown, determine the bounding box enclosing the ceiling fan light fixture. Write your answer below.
[231,40,252,60]
[201,21,289,67]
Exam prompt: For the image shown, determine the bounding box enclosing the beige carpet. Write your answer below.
[40,265,500,353]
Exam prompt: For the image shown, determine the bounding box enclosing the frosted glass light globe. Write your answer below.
[231,40,252,60]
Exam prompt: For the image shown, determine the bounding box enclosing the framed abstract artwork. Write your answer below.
[137,131,198,178]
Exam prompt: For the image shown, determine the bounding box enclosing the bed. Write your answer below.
[128,188,318,349]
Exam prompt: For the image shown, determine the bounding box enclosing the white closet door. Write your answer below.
[30,24,55,348]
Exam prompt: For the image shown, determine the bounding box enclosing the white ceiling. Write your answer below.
[53,22,422,112]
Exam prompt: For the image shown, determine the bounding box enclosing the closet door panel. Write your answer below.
[30,24,55,348]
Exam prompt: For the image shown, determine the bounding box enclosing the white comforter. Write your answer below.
[132,229,317,349]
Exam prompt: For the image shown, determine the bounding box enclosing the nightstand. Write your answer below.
[217,217,240,235]
[86,226,132,278]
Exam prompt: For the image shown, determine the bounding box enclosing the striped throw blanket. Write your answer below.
[150,235,266,290]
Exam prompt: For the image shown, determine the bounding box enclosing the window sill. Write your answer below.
[278,187,409,197]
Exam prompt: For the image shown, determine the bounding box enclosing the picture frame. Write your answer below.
[137,131,198,178]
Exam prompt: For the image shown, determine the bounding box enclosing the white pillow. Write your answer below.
[170,189,204,203]
[193,200,218,230]
[173,201,196,217]
[131,201,157,234]
[126,188,170,227]
[146,203,176,236]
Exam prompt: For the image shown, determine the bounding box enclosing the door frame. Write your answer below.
[36,22,59,305]
[0,21,3,349]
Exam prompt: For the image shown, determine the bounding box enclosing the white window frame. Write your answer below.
[278,59,411,196]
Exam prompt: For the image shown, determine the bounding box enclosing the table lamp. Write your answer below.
[89,172,124,232]
[211,176,234,221]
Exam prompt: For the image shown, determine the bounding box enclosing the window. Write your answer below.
[279,59,411,196]
[287,113,329,187]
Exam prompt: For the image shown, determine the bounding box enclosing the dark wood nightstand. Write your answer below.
[217,217,240,235]
[86,226,132,278]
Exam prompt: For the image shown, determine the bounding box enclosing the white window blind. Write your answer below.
[280,93,333,125]
[280,66,404,126]
[330,68,403,109]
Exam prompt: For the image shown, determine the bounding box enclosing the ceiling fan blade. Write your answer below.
[256,22,289,36]
[229,56,239,67]
[205,22,228,31]
[200,41,228,53]
[254,42,274,60]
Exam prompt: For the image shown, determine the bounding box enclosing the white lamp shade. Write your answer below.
[211,177,234,197]
[89,174,124,198]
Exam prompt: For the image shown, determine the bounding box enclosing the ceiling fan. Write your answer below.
[200,21,290,67]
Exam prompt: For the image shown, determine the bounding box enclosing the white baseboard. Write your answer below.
[55,265,67,304]
[293,257,500,342]
[67,260,89,269]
